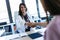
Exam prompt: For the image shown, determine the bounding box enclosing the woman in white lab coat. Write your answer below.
[14,3,34,33]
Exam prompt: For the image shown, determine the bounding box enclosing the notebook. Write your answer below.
[28,32,43,39]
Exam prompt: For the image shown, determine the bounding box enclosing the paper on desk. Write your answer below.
[38,28,46,35]
[20,32,28,37]
[30,28,46,35]
[36,28,46,32]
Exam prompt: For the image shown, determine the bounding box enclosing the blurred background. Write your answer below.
[0,0,47,23]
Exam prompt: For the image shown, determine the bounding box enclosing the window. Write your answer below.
[9,0,22,22]
[38,0,46,17]
[0,0,9,23]
[25,0,38,17]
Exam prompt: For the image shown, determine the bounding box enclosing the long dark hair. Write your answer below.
[19,3,27,17]
[44,0,60,16]
[41,0,60,23]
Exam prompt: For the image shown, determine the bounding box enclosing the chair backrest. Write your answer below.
[14,11,19,19]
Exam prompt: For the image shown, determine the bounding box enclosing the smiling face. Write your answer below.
[19,3,27,16]
[20,5,26,13]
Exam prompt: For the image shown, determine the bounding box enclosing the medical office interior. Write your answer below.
[0,0,52,40]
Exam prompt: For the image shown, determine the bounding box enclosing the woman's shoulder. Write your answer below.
[46,16,60,30]
[46,16,56,29]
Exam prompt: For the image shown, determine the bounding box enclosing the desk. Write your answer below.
[20,28,46,40]
[0,28,46,40]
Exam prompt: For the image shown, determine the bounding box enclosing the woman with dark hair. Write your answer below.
[40,0,60,40]
[19,3,27,18]
[15,3,34,33]
[19,3,32,32]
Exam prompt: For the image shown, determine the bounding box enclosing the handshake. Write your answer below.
[25,22,37,27]
[25,22,47,27]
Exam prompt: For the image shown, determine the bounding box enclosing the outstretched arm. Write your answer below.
[25,22,48,27]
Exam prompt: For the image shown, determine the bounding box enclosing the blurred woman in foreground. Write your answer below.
[41,0,60,40]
